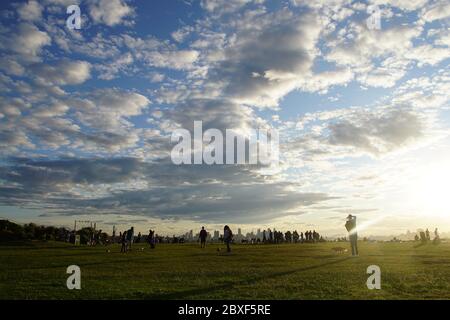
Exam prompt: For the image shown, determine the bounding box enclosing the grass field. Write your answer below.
[0,241,449,300]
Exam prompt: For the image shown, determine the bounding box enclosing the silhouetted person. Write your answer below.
[425,228,431,241]
[420,231,426,243]
[262,230,266,243]
[120,231,127,253]
[127,227,134,250]
[434,228,440,244]
[224,225,233,253]
[199,226,207,248]
[136,232,141,243]
[293,230,299,243]
[345,214,358,256]
[148,229,155,249]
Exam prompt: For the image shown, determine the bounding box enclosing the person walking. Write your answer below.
[199,226,207,248]
[223,225,233,253]
[345,214,358,256]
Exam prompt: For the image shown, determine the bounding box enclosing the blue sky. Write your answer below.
[0,0,449,237]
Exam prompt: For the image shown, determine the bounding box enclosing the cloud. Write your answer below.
[0,157,333,222]
[287,104,435,162]
[30,60,91,86]
[421,1,450,22]
[69,88,150,135]
[328,109,423,155]
[17,0,43,21]
[121,34,199,70]
[162,98,254,133]
[88,0,134,26]
[0,56,26,76]
[370,0,428,11]
[207,9,323,107]
[0,0,449,232]
[405,45,450,66]
[143,49,199,70]
[327,24,421,67]
[200,0,259,15]
[96,53,133,80]
[0,23,51,62]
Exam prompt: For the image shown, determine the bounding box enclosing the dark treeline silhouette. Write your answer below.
[0,219,109,245]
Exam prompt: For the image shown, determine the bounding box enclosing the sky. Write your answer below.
[0,0,449,237]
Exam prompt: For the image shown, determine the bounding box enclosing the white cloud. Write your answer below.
[421,1,450,22]
[0,56,26,76]
[405,45,450,66]
[148,72,165,83]
[327,109,424,155]
[88,0,134,26]
[71,88,150,132]
[370,0,428,11]
[200,0,259,15]
[96,53,133,80]
[31,60,91,86]
[0,23,51,62]
[17,0,43,22]
[327,24,421,67]
[143,50,199,70]
[208,10,324,107]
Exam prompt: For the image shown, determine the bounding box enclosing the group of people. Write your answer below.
[257,229,323,244]
[198,225,233,252]
[118,227,158,253]
[112,214,425,258]
[415,228,440,243]
[119,227,134,253]
[197,226,325,253]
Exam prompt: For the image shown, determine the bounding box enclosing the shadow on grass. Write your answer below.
[144,256,352,299]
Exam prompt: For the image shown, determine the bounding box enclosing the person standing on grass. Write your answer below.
[345,214,358,256]
[126,227,134,251]
[148,229,155,249]
[120,230,127,253]
[223,225,233,253]
[199,226,207,248]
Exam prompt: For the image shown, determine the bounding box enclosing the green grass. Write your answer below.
[0,241,449,299]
